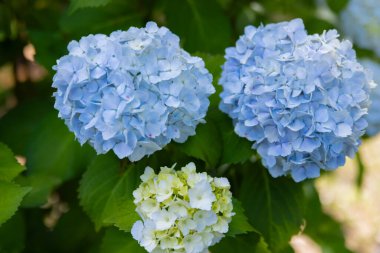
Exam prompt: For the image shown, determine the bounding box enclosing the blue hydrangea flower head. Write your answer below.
[360,59,380,136]
[219,18,375,182]
[52,22,215,161]
[341,0,380,57]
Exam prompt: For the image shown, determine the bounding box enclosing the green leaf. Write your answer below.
[28,30,67,71]
[29,1,142,70]
[79,154,141,231]
[0,100,51,155]
[227,198,255,237]
[355,150,365,189]
[16,175,62,208]
[175,107,253,167]
[163,0,232,53]
[0,212,25,253]
[0,143,30,226]
[102,166,141,232]
[0,181,30,226]
[47,205,102,252]
[22,5,61,68]
[0,143,25,182]
[100,228,145,253]
[216,112,254,165]
[303,183,353,253]
[0,101,95,207]
[172,50,250,168]
[68,0,114,13]
[211,231,271,253]
[23,203,101,252]
[239,164,305,252]
[0,6,12,42]
[79,155,120,230]
[178,52,255,165]
[25,112,94,182]
[175,111,222,168]
[326,0,349,13]
[197,53,224,81]
[60,2,142,38]
[194,53,224,107]
[303,18,335,35]
[220,128,253,164]
[211,108,254,165]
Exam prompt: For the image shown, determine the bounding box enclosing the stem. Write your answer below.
[355,150,365,190]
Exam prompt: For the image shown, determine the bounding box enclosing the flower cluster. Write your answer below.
[219,18,374,182]
[52,22,214,161]
[361,59,380,136]
[131,163,234,253]
[340,0,380,57]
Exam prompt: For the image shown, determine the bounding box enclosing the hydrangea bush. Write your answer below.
[341,0,380,57]
[219,19,374,182]
[131,163,234,253]
[1,0,378,252]
[52,22,215,161]
[360,59,380,136]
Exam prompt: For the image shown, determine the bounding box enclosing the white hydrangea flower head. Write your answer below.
[131,163,235,253]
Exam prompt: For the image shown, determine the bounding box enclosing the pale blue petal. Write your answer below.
[52,21,214,161]
[219,18,372,182]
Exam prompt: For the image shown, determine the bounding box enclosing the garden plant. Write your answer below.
[0,0,380,252]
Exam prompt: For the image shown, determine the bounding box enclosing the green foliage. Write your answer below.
[176,113,222,169]
[0,100,51,155]
[161,0,232,54]
[0,181,30,226]
[211,232,271,253]
[0,0,362,251]
[0,212,25,253]
[28,0,143,70]
[28,30,67,72]
[227,198,255,237]
[69,0,114,13]
[217,112,254,165]
[100,228,145,253]
[176,108,254,168]
[175,52,254,168]
[194,53,255,165]
[239,164,305,252]
[355,150,365,189]
[0,143,30,226]
[60,1,143,38]
[0,143,24,181]
[27,115,77,179]
[326,0,349,13]
[79,154,140,231]
[23,203,101,252]
[303,183,353,253]
[195,53,224,107]
[0,99,95,209]
[101,166,142,232]
[16,174,62,208]
[25,112,95,182]
[45,205,102,252]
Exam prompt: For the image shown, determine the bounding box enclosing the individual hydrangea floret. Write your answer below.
[219,18,375,182]
[340,0,380,57]
[360,59,380,136]
[52,22,215,161]
[131,163,234,253]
